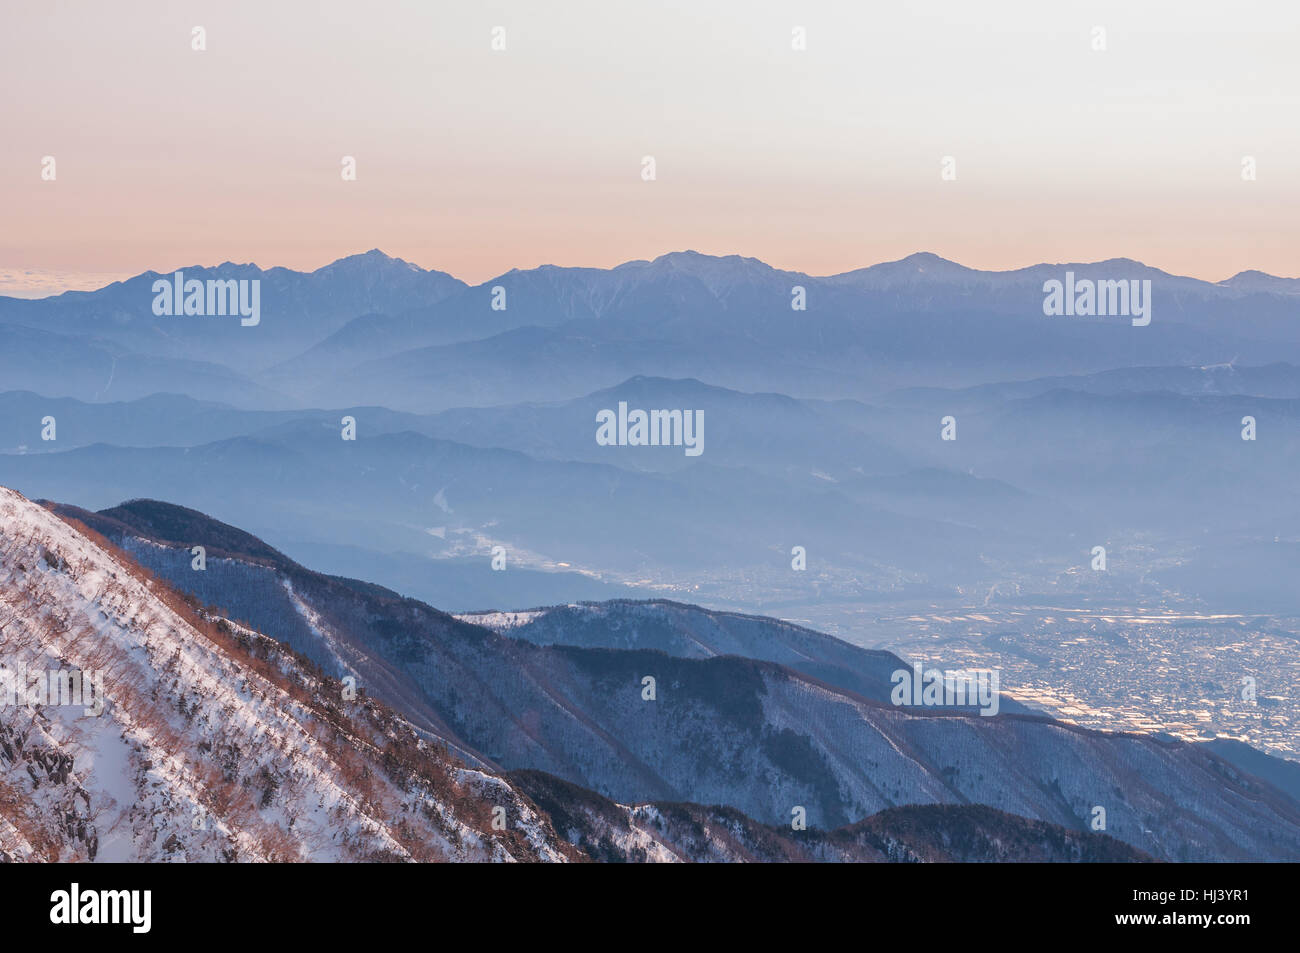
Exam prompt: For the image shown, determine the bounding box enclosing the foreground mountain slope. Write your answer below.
[1,486,1158,864]
[0,486,579,861]
[50,497,1300,862]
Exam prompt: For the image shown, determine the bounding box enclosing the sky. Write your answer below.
[2,0,1298,296]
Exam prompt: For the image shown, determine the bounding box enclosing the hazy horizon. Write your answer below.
[4,0,1298,295]
[2,245,1296,300]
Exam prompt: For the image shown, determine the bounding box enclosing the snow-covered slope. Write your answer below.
[0,486,573,862]
[2,484,1157,865]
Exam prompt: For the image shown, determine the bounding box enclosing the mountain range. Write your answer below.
[5,249,1300,411]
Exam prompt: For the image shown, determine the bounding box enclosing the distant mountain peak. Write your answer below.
[1219,269,1300,294]
[827,251,976,287]
[608,249,802,299]
[315,248,424,274]
[587,374,721,400]
[898,251,960,267]
[653,249,765,264]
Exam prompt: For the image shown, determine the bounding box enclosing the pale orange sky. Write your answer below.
[3,0,1298,295]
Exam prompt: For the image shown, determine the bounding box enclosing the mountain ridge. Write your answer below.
[33,491,1300,862]
[9,248,1297,302]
